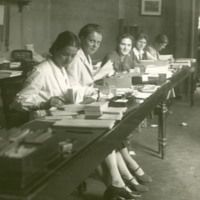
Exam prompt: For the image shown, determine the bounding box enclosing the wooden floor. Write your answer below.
[0,88,200,200]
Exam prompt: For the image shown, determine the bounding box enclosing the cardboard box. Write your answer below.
[104,75,132,88]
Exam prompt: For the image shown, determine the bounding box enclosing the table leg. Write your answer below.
[190,72,196,107]
[158,101,167,159]
[157,107,161,154]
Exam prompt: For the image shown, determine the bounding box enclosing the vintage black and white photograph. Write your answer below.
[0,0,200,200]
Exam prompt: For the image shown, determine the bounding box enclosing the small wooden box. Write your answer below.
[0,144,45,189]
[22,133,59,165]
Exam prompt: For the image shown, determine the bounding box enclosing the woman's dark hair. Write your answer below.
[116,34,135,47]
[78,24,103,39]
[155,34,169,44]
[135,33,148,42]
[49,31,80,55]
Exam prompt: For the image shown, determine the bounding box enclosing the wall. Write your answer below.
[124,0,176,55]
[1,0,119,61]
[1,0,176,61]
[1,0,51,59]
[49,0,119,61]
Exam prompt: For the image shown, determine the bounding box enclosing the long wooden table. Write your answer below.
[0,65,196,200]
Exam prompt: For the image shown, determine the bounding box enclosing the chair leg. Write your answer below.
[77,180,87,195]
[150,111,154,119]
[138,123,141,133]
[141,118,147,128]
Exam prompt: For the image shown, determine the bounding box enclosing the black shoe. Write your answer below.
[103,184,141,200]
[124,178,148,193]
[131,167,152,184]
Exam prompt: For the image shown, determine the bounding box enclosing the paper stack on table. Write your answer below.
[133,92,153,99]
[99,114,123,120]
[0,70,22,78]
[102,107,127,115]
[53,119,116,129]
[174,60,191,67]
[63,104,85,112]
[84,101,109,116]
[50,110,78,116]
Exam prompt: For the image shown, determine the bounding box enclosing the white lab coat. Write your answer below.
[67,48,94,87]
[16,58,85,118]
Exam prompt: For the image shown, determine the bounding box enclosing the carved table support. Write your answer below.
[157,101,167,159]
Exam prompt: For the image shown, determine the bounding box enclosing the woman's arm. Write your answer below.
[11,67,45,111]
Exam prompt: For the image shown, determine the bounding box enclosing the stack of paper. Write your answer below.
[102,107,127,115]
[140,85,157,93]
[0,70,22,78]
[133,92,153,99]
[50,110,78,116]
[38,115,73,122]
[63,104,85,112]
[174,59,191,67]
[84,101,109,116]
[175,58,196,63]
[53,119,116,129]
[145,65,169,74]
[99,114,123,121]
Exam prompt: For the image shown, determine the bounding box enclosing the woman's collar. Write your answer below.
[133,47,144,55]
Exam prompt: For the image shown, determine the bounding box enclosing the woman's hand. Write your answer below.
[98,85,110,95]
[119,63,130,72]
[9,101,26,112]
[41,96,65,110]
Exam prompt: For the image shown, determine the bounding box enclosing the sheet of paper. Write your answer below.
[99,114,123,120]
[133,92,152,99]
[93,60,115,81]
[53,119,116,129]
[145,65,169,74]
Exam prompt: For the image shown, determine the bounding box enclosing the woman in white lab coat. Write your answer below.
[67,24,150,200]
[67,24,103,87]
[10,31,86,119]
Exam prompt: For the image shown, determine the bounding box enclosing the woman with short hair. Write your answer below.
[10,31,85,119]
[132,33,156,62]
[101,34,135,72]
[147,34,169,59]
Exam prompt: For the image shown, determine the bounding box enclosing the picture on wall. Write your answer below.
[141,0,162,16]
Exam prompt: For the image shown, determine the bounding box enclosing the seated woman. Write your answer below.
[147,34,169,59]
[132,33,156,62]
[101,34,135,72]
[10,31,91,119]
[101,32,152,183]
[67,24,151,200]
